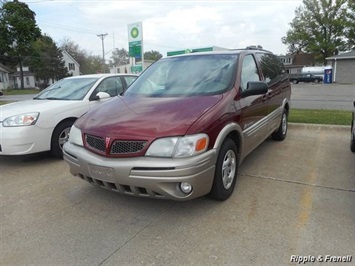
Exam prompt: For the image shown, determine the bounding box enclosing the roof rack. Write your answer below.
[230,46,272,53]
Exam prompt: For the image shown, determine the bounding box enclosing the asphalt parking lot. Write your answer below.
[1,124,354,266]
[291,83,354,110]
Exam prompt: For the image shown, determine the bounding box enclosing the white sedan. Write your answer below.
[0,73,137,158]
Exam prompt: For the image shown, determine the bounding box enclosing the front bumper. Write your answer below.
[63,141,217,201]
[0,124,52,155]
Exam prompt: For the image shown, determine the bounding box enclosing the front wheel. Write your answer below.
[51,120,74,158]
[351,129,355,153]
[272,109,288,141]
[292,80,298,84]
[209,138,238,201]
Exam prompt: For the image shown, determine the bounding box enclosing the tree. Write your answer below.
[109,48,129,67]
[26,34,69,87]
[282,0,351,65]
[144,50,163,61]
[346,0,355,48]
[86,54,106,74]
[0,0,41,88]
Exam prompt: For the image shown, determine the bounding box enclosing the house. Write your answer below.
[0,63,11,90]
[62,50,80,76]
[326,50,355,84]
[8,50,80,89]
[279,51,316,76]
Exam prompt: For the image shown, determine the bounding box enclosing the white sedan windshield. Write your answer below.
[34,78,98,100]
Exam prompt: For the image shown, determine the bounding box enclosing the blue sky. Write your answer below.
[22,0,303,59]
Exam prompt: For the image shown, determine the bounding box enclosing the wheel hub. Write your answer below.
[222,150,236,189]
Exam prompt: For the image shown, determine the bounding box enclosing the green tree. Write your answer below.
[86,54,106,74]
[0,0,41,88]
[144,50,163,61]
[109,48,129,67]
[26,34,69,87]
[282,0,351,65]
[346,0,355,48]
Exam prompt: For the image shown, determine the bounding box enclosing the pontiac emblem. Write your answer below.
[105,137,111,152]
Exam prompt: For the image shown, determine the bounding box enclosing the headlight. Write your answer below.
[145,137,179,157]
[68,125,83,146]
[146,134,209,158]
[3,112,39,127]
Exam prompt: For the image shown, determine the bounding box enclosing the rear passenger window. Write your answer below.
[95,77,124,97]
[256,53,286,85]
[124,76,137,87]
[240,54,260,92]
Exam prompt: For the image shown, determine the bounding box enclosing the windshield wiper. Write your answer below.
[34,97,65,100]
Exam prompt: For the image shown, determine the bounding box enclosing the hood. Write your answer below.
[76,95,222,139]
[0,99,83,121]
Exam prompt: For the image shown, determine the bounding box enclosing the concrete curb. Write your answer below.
[289,122,351,131]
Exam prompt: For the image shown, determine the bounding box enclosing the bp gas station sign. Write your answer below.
[128,23,142,59]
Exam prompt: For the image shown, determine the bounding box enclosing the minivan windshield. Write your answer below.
[124,54,238,97]
[34,77,98,100]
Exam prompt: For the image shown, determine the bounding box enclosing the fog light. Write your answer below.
[180,182,193,194]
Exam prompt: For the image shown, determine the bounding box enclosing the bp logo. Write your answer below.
[131,27,139,38]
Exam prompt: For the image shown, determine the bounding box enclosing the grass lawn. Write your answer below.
[0,101,12,106]
[289,108,352,126]
[2,89,39,95]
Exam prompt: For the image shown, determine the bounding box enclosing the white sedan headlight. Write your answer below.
[68,125,83,146]
[146,134,209,158]
[3,112,39,127]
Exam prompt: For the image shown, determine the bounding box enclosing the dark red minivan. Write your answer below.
[63,48,291,201]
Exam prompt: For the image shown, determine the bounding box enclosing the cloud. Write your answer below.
[26,0,303,57]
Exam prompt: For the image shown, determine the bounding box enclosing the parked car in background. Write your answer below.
[351,101,355,152]
[0,73,138,158]
[289,73,322,84]
[64,48,291,201]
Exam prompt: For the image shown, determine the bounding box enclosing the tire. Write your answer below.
[351,129,355,153]
[209,138,238,201]
[314,79,319,84]
[51,120,74,158]
[272,109,288,141]
[292,80,298,84]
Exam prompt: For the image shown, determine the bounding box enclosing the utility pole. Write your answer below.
[97,33,108,73]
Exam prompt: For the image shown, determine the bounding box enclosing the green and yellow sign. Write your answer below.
[128,22,142,59]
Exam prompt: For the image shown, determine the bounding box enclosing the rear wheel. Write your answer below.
[272,109,288,141]
[314,79,319,84]
[51,120,74,158]
[292,80,298,84]
[209,138,238,201]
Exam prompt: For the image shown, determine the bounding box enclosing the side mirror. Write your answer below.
[241,81,268,97]
[91,91,111,101]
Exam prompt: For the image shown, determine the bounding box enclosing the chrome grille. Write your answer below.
[110,140,146,154]
[85,135,105,153]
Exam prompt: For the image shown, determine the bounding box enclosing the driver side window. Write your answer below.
[240,55,260,92]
